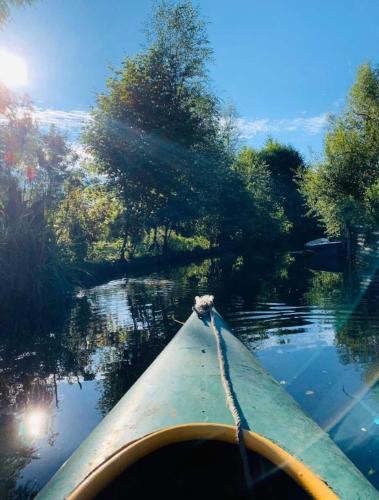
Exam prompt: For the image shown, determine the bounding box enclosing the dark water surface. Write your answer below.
[1,252,379,497]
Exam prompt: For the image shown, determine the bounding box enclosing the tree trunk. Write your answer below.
[162,225,169,255]
[129,242,137,260]
[346,225,351,263]
[120,231,128,261]
[153,226,159,253]
[344,222,355,269]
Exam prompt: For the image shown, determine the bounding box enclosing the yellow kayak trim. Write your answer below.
[68,423,338,500]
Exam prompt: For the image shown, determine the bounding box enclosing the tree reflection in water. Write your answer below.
[1,251,379,496]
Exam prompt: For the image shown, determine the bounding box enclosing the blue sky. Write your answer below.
[2,0,379,160]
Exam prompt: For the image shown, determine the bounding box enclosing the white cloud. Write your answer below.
[235,118,270,136]
[332,97,345,109]
[34,108,91,131]
[237,113,329,139]
[32,107,329,144]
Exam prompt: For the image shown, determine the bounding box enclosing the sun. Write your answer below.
[0,50,28,88]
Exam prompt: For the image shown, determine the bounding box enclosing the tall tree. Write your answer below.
[84,0,227,256]
[300,63,379,257]
[0,87,74,302]
[257,139,317,242]
[230,146,290,245]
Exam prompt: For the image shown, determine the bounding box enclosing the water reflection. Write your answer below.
[1,251,379,496]
[21,410,47,439]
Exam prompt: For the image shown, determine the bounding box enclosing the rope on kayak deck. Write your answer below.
[194,296,254,494]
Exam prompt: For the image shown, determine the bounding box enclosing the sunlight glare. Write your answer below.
[0,50,28,88]
[26,410,45,438]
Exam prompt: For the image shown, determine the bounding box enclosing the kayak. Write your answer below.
[37,302,378,499]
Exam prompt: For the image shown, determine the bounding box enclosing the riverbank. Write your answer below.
[0,240,302,310]
[78,246,234,288]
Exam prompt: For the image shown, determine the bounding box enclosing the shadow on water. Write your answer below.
[1,249,379,496]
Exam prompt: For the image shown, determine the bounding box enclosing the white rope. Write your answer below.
[209,307,244,439]
[208,307,254,493]
[194,296,253,493]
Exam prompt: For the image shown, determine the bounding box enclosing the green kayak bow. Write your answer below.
[37,304,378,499]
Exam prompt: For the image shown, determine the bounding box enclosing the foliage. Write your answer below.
[0,86,74,303]
[84,0,220,255]
[54,174,124,263]
[258,139,319,241]
[0,0,37,25]
[0,0,325,302]
[231,139,319,243]
[85,1,291,256]
[299,63,379,250]
[230,146,291,243]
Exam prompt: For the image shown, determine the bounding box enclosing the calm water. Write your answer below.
[1,252,379,498]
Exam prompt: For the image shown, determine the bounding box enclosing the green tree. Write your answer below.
[0,87,74,302]
[257,139,318,242]
[300,63,379,257]
[54,173,124,263]
[228,146,290,245]
[84,0,228,256]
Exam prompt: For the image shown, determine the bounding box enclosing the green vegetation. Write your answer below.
[0,89,75,304]
[2,2,379,497]
[84,0,224,256]
[233,140,319,244]
[300,63,379,257]
[0,0,36,24]
[53,176,124,263]
[83,1,311,260]
[257,139,319,242]
[9,0,375,305]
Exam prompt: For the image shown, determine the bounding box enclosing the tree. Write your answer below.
[0,0,37,25]
[54,173,124,263]
[84,0,227,256]
[257,139,318,242]
[299,63,379,257]
[0,87,74,302]
[229,147,290,245]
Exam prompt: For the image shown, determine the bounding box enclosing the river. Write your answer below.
[1,252,379,497]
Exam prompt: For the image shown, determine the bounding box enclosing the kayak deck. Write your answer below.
[37,309,378,499]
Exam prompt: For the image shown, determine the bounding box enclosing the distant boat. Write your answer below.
[37,303,376,499]
[305,238,344,258]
